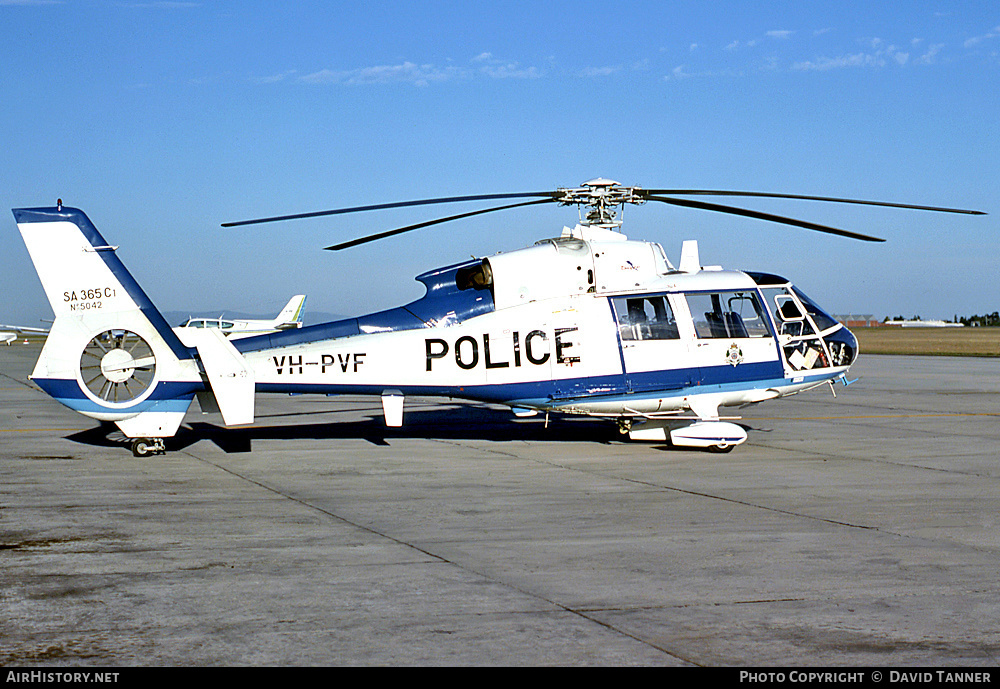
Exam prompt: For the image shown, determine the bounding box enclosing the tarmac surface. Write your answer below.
[2,340,999,666]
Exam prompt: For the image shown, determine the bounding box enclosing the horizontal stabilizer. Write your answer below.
[188,328,255,426]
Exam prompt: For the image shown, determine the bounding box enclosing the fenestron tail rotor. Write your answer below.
[223,178,986,249]
[80,330,156,404]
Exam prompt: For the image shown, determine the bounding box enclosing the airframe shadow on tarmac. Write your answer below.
[64,402,636,454]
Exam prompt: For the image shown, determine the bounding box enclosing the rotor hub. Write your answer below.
[556,179,645,228]
[100,348,138,383]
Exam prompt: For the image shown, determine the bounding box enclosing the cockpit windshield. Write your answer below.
[747,272,856,371]
[790,286,838,331]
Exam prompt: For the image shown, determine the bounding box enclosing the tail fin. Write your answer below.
[275,294,306,329]
[13,206,202,438]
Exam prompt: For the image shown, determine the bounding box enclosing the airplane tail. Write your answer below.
[13,206,252,449]
[274,294,306,329]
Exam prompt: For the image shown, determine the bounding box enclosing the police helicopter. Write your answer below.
[13,180,984,456]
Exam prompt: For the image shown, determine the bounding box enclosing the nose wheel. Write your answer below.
[130,437,166,457]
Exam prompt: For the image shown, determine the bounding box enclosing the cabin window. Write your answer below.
[612,295,679,341]
[685,291,772,339]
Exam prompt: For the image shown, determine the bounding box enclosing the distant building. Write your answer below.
[883,319,964,328]
[834,314,881,328]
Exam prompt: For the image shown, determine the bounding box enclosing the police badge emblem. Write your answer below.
[726,342,744,367]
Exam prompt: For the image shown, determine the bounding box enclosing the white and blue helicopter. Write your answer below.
[13,180,984,456]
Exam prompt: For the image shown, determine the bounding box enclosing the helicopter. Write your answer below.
[12,180,984,456]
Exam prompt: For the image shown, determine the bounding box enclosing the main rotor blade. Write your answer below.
[222,191,560,228]
[324,198,558,251]
[640,189,986,216]
[645,195,887,242]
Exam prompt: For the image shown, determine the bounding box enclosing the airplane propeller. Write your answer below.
[222,180,986,250]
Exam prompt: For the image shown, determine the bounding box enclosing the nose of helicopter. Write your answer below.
[827,323,859,367]
[844,326,859,365]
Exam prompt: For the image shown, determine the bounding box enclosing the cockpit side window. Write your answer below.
[612,294,680,341]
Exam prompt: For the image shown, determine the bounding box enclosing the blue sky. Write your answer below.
[3,1,998,326]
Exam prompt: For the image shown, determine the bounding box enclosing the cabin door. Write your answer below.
[610,294,697,394]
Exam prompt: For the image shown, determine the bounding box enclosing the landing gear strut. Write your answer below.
[131,437,166,457]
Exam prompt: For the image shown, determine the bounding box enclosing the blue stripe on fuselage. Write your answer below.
[254,364,835,409]
[33,377,201,415]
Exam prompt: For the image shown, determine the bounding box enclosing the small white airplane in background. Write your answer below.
[1,323,50,345]
[2,295,305,346]
[176,295,306,339]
